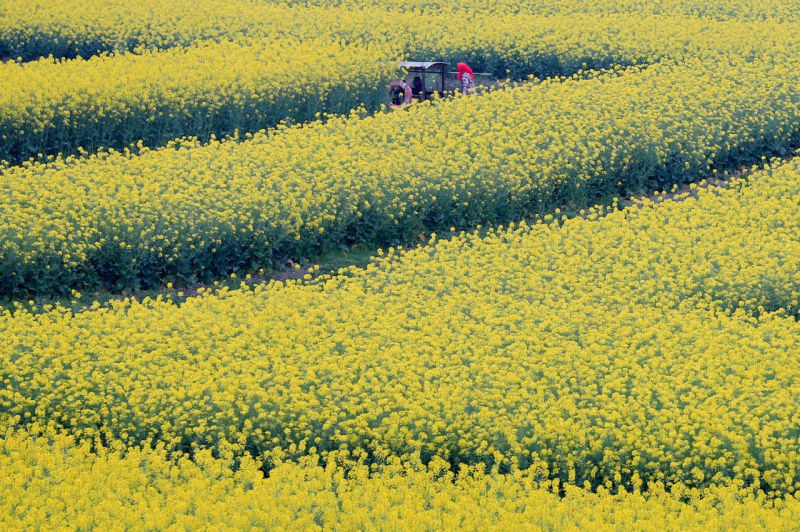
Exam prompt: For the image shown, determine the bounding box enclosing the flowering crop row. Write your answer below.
[2,428,798,530]
[3,56,800,296]
[3,159,800,497]
[2,5,797,70]
[0,0,303,60]
[3,0,799,62]
[263,0,800,20]
[0,38,396,165]
[3,5,798,163]
[0,9,665,163]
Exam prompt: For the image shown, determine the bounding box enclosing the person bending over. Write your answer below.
[457,62,476,95]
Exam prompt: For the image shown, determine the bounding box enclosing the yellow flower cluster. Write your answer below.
[2,428,799,530]
[3,159,800,499]
[0,37,396,165]
[3,56,800,296]
[399,13,800,79]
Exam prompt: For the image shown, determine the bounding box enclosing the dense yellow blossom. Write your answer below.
[3,56,800,296]
[4,3,800,162]
[3,0,800,61]
[5,1,800,524]
[263,0,800,20]
[0,38,396,164]
[2,428,799,530]
[3,160,800,498]
[4,2,800,73]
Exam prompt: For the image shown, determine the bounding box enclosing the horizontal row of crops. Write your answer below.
[269,0,800,19]
[0,38,396,165]
[2,428,798,529]
[5,4,800,166]
[3,0,800,61]
[3,159,800,506]
[0,0,301,60]
[4,7,799,70]
[5,11,799,164]
[3,56,800,296]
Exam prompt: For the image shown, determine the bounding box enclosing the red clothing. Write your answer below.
[457,63,476,94]
[456,62,475,82]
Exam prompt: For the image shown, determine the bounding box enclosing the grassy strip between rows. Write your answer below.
[0,38,396,166]
[2,159,800,500]
[2,428,798,530]
[2,55,800,297]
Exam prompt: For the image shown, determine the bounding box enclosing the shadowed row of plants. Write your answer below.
[2,56,800,297]
[3,10,799,164]
[3,0,800,62]
[3,158,800,499]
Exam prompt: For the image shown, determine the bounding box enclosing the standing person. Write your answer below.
[411,76,424,97]
[457,62,476,95]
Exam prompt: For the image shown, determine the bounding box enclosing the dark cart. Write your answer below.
[400,61,448,101]
[393,61,448,104]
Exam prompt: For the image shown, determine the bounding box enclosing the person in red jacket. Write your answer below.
[457,62,476,95]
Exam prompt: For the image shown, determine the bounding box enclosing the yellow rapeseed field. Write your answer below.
[3,160,800,503]
[2,57,799,296]
[4,4,799,162]
[0,0,315,60]
[3,0,800,62]
[0,38,396,164]
[263,0,800,20]
[4,1,800,526]
[3,2,799,68]
[2,428,799,530]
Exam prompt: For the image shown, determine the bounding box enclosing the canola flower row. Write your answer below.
[269,0,800,21]
[399,13,800,79]
[3,3,799,67]
[5,6,800,163]
[0,38,396,166]
[3,159,800,497]
[0,10,661,163]
[0,0,301,60]
[2,428,799,530]
[5,11,796,164]
[4,0,800,62]
[3,57,800,296]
